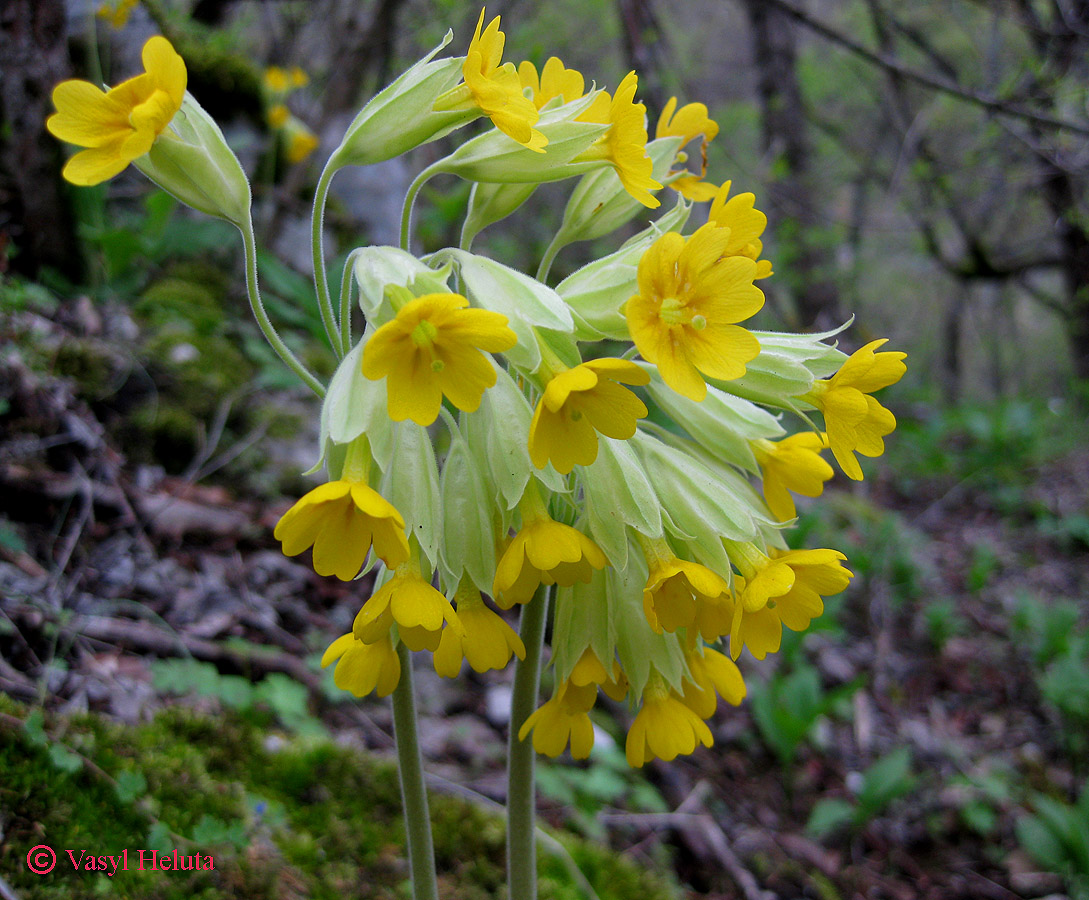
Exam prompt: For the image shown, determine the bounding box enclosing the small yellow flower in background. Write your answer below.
[517,57,585,109]
[493,514,609,609]
[803,339,907,481]
[274,480,410,579]
[47,35,186,186]
[267,103,290,129]
[528,358,649,474]
[679,647,745,718]
[569,648,628,701]
[361,292,516,426]
[519,678,598,758]
[264,66,291,94]
[626,223,765,401]
[282,115,319,164]
[708,182,773,279]
[625,676,713,767]
[290,67,309,88]
[577,71,662,208]
[754,432,834,521]
[460,9,547,151]
[97,0,139,29]
[656,96,719,202]
[641,540,731,634]
[354,566,464,652]
[321,632,401,697]
[433,583,525,677]
[727,547,852,660]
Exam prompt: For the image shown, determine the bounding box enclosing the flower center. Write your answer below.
[410,319,440,348]
[658,296,690,326]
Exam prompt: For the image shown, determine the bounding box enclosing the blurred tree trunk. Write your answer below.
[0,0,82,281]
[740,0,839,330]
[616,0,667,115]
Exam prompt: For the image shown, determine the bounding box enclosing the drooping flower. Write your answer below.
[274,480,410,578]
[569,647,628,701]
[321,632,401,698]
[354,565,464,653]
[493,503,609,609]
[576,71,662,208]
[528,358,649,474]
[656,96,719,201]
[640,538,731,635]
[679,646,745,718]
[803,339,907,481]
[362,292,516,426]
[433,583,525,677]
[47,35,186,186]
[626,223,765,401]
[727,547,852,660]
[517,57,585,109]
[519,678,598,759]
[625,675,713,767]
[708,182,773,278]
[753,432,834,521]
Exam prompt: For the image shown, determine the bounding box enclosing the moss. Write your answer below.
[0,700,680,900]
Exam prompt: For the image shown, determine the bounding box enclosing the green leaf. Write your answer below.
[806,799,856,837]
[856,748,917,818]
[114,770,148,805]
[48,743,83,774]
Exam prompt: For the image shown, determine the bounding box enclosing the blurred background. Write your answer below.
[1,1,1087,898]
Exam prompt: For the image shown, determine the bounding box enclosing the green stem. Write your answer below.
[392,641,438,900]
[535,233,564,284]
[338,250,358,355]
[311,159,343,356]
[400,163,441,253]
[239,220,325,397]
[507,583,551,900]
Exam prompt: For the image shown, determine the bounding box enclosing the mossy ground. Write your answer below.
[0,696,679,900]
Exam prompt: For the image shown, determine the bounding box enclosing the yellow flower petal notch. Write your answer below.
[47,35,186,186]
[753,432,834,522]
[679,647,746,718]
[492,486,609,609]
[362,292,517,427]
[447,8,547,151]
[803,339,907,481]
[576,72,662,208]
[321,632,401,698]
[625,675,713,767]
[433,582,525,677]
[727,547,853,660]
[626,223,765,401]
[354,565,464,653]
[708,181,774,279]
[640,536,731,635]
[528,358,650,474]
[656,96,720,202]
[274,480,410,580]
[517,57,585,109]
[569,647,628,701]
[518,678,597,759]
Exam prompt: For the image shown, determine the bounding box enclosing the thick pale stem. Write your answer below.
[507,583,551,900]
[391,641,438,900]
[239,221,325,397]
[400,163,440,254]
[311,160,343,356]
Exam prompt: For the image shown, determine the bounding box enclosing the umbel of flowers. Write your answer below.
[49,10,905,900]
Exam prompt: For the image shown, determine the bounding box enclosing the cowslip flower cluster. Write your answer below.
[49,13,905,772]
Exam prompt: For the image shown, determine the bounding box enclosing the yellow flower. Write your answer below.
[433,584,525,677]
[569,648,628,701]
[803,339,907,481]
[460,9,547,151]
[518,678,598,759]
[493,514,609,609]
[641,541,731,635]
[97,0,138,29]
[728,548,852,660]
[528,358,649,474]
[290,67,309,88]
[656,96,719,202]
[679,647,745,718]
[274,480,410,579]
[361,292,516,427]
[47,35,186,186]
[576,72,662,208]
[321,632,401,698]
[708,181,773,278]
[625,677,713,767]
[517,57,585,109]
[354,566,464,653]
[626,223,765,401]
[267,103,290,129]
[263,66,291,94]
[753,432,834,521]
[283,116,319,164]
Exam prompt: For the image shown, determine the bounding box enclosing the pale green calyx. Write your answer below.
[352,246,453,322]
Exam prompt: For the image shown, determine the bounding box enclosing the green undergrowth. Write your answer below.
[0,697,679,900]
